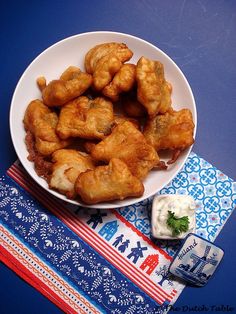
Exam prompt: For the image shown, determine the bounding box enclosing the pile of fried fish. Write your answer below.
[24,42,194,204]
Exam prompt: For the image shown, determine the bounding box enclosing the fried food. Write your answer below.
[102,64,136,101]
[122,92,146,118]
[25,130,52,179]
[85,42,133,73]
[56,96,114,140]
[84,141,98,154]
[75,158,144,204]
[85,42,133,91]
[93,56,122,91]
[49,149,95,198]
[91,121,159,180]
[144,109,195,163]
[36,67,83,92]
[37,67,92,107]
[23,100,70,156]
[136,56,172,117]
[112,115,140,129]
[23,42,196,205]
[59,66,82,81]
[36,76,47,92]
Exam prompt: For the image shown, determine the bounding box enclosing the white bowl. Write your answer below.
[9,31,197,209]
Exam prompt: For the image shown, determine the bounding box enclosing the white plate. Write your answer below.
[10,31,197,209]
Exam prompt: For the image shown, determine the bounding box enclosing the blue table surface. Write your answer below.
[1,1,236,313]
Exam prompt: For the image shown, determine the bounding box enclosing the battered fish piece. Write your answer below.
[91,121,160,180]
[93,55,122,91]
[75,158,144,204]
[112,115,140,129]
[85,42,133,73]
[84,141,98,154]
[122,92,146,118]
[37,67,83,91]
[144,109,195,163]
[25,130,52,179]
[136,56,172,117]
[37,66,92,107]
[56,96,114,140]
[23,100,70,156]
[85,42,133,91]
[102,64,136,101]
[49,149,95,198]
[59,66,82,81]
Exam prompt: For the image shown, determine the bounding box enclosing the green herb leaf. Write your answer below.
[166,211,189,236]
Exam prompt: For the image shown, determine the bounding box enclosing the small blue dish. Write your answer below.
[169,233,224,286]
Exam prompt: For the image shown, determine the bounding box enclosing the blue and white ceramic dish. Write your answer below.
[169,233,224,286]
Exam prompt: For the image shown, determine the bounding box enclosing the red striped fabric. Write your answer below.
[7,163,177,304]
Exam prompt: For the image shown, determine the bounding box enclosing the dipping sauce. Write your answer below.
[151,194,196,239]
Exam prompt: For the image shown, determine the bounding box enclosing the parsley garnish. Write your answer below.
[166,211,189,236]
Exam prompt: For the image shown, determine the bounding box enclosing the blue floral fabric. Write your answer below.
[117,152,236,256]
[0,152,235,313]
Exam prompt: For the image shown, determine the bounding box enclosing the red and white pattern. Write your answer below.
[6,162,183,307]
[0,225,100,314]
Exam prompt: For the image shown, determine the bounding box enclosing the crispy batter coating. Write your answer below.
[91,121,159,180]
[56,96,114,140]
[112,115,140,129]
[25,130,52,179]
[36,76,47,92]
[93,55,122,91]
[84,141,98,154]
[143,109,195,152]
[49,149,95,198]
[37,67,83,92]
[136,56,172,117]
[102,64,136,101]
[75,158,144,204]
[22,43,196,205]
[38,67,92,107]
[122,92,146,118]
[59,66,81,81]
[85,42,133,73]
[85,42,133,91]
[23,100,70,156]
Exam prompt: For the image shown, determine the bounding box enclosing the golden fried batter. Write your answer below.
[112,115,140,129]
[93,55,122,91]
[122,92,146,118]
[84,141,98,154]
[85,42,133,73]
[36,67,83,92]
[136,56,172,117]
[49,149,95,198]
[23,100,70,156]
[22,42,196,205]
[144,109,195,153]
[38,67,92,107]
[59,66,81,81]
[56,96,114,140]
[91,121,159,180]
[36,76,47,92]
[75,158,144,204]
[85,42,133,91]
[102,64,136,101]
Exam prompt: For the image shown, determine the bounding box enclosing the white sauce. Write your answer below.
[151,194,196,239]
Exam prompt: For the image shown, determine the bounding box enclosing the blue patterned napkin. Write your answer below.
[0,152,235,314]
[117,152,236,257]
